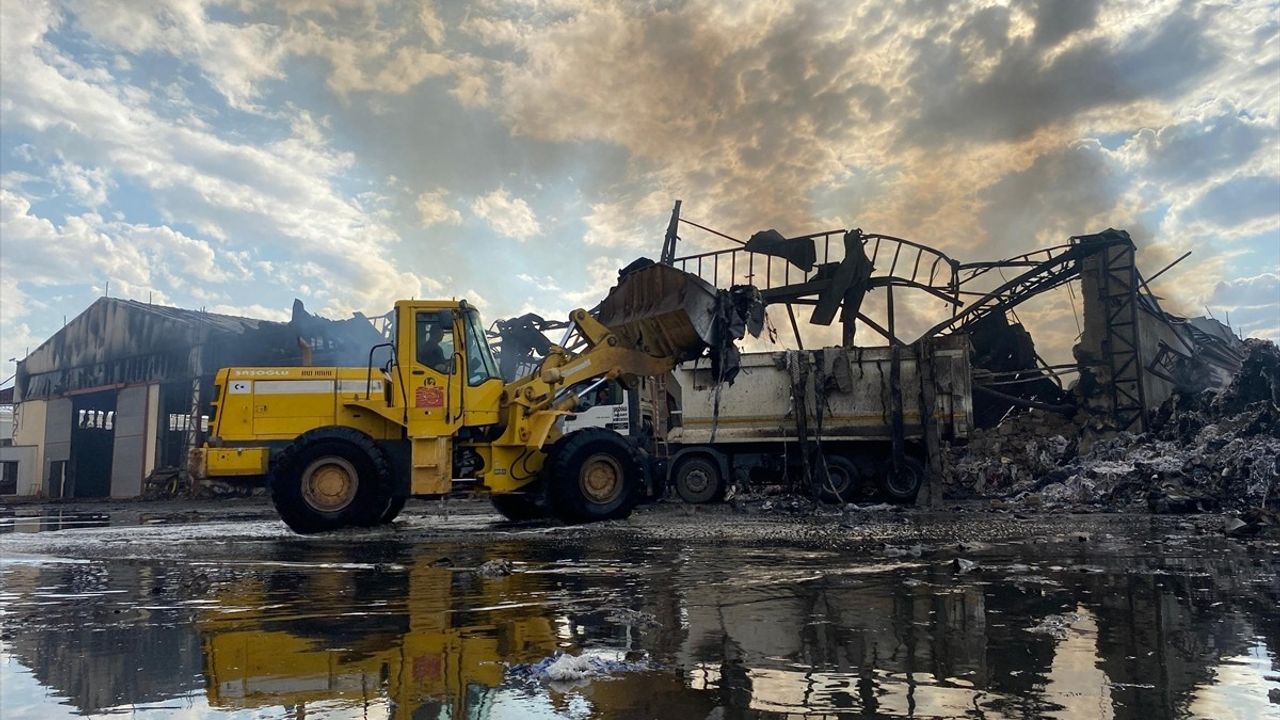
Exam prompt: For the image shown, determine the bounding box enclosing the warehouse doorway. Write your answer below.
[71,391,116,498]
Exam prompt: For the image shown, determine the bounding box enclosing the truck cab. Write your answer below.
[560,378,662,439]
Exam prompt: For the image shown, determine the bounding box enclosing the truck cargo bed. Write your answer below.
[669,335,972,445]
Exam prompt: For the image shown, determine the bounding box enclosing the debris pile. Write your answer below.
[474,558,515,577]
[946,339,1280,513]
[1026,613,1081,641]
[509,651,655,688]
[944,410,1081,497]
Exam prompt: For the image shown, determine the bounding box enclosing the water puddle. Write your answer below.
[1,512,1277,718]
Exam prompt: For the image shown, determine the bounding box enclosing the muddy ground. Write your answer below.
[1,498,1278,720]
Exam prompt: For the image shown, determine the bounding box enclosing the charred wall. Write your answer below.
[1074,235,1243,423]
[9,297,333,497]
[15,298,301,402]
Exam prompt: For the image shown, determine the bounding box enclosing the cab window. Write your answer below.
[463,310,501,386]
[415,311,455,373]
[573,381,623,411]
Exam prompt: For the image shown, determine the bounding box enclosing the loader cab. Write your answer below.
[393,300,503,432]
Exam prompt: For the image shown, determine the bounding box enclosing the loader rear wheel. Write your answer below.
[490,492,547,522]
[546,429,642,523]
[879,455,925,502]
[817,455,860,504]
[673,455,723,504]
[270,428,392,534]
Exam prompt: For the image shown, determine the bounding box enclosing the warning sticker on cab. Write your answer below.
[415,386,445,408]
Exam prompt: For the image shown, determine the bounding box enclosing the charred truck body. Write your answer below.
[667,337,973,504]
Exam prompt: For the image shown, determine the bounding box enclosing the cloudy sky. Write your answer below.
[1,0,1277,380]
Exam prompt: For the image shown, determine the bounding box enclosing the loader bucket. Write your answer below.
[597,262,721,362]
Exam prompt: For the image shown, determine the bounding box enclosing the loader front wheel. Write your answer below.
[270,429,392,534]
[546,429,642,523]
[490,491,547,522]
[378,495,408,524]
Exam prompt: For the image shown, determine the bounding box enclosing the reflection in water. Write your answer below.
[199,554,557,717]
[1,522,1277,718]
[1043,607,1112,719]
[1189,641,1280,720]
[0,511,112,534]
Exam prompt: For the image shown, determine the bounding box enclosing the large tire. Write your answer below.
[270,428,393,534]
[816,455,860,504]
[879,455,925,502]
[545,428,643,523]
[378,495,408,524]
[490,491,547,522]
[673,455,723,504]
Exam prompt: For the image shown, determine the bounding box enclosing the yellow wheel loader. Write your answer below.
[195,263,754,533]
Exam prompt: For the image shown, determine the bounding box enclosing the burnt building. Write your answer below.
[8,297,385,498]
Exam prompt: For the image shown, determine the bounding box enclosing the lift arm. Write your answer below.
[501,308,677,444]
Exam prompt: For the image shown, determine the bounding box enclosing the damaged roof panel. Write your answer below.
[16,298,293,401]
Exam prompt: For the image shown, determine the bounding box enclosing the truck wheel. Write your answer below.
[490,491,547,522]
[546,429,642,523]
[270,429,392,533]
[673,455,723,504]
[378,495,408,524]
[879,455,925,502]
[817,455,860,504]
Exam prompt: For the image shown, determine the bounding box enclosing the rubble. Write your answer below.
[945,339,1280,514]
[1222,508,1280,539]
[510,651,656,687]
[1026,613,1081,640]
[605,608,661,627]
[474,558,515,577]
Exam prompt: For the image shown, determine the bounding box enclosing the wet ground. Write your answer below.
[1,499,1277,720]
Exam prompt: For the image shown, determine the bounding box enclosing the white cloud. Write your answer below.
[0,321,39,381]
[49,160,113,208]
[582,191,673,250]
[516,273,561,292]
[1208,272,1280,339]
[205,303,291,322]
[460,288,489,311]
[1211,272,1280,309]
[0,3,436,317]
[563,256,625,306]
[0,187,268,375]
[0,0,1275,372]
[419,0,445,45]
[0,188,241,296]
[282,27,455,96]
[449,73,491,108]
[65,0,287,111]
[471,188,541,241]
[415,189,462,226]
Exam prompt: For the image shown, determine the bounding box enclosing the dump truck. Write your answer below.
[667,336,972,503]
[551,336,974,504]
[196,263,753,532]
